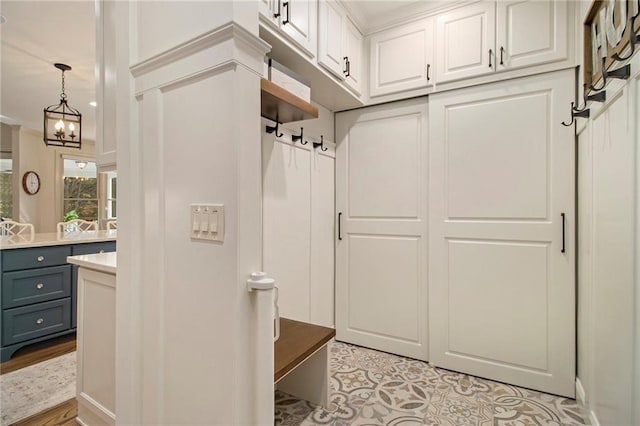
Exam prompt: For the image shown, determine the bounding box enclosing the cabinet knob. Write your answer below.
[36,283,44,289]
[37,256,45,262]
[99,250,105,254]
[36,318,44,325]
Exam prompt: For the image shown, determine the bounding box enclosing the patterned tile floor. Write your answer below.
[275,341,587,426]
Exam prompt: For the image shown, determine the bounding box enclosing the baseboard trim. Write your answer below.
[575,377,586,404]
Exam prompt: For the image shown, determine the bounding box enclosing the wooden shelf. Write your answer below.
[261,78,319,123]
[274,317,335,382]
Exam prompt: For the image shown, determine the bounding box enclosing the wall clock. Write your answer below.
[22,171,41,195]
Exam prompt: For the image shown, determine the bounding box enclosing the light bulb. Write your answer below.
[69,123,75,132]
[55,120,64,131]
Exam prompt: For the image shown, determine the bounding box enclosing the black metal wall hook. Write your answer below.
[313,135,328,152]
[573,84,606,112]
[291,127,307,145]
[562,102,590,127]
[612,14,639,61]
[590,60,631,92]
[265,120,283,137]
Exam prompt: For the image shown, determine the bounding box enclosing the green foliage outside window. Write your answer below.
[64,177,98,221]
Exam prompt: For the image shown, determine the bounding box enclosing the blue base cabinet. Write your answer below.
[0,241,115,362]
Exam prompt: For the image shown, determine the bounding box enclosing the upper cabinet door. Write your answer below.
[318,0,345,79]
[280,0,317,58]
[259,0,277,25]
[435,1,495,83]
[343,18,363,95]
[496,0,568,71]
[369,19,434,97]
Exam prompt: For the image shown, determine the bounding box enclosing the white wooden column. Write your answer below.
[114,2,271,424]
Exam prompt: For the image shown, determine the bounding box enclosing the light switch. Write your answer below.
[190,204,224,242]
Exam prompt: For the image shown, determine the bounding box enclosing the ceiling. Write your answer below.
[344,0,456,32]
[0,1,96,141]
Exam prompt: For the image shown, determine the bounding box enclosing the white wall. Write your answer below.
[117,2,271,424]
[14,127,95,232]
[577,53,640,426]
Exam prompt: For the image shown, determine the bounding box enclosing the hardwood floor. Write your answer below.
[1,334,78,425]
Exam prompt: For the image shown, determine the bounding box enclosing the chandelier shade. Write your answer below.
[43,63,82,149]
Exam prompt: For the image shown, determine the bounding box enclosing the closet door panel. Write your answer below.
[429,69,575,397]
[310,150,335,327]
[336,99,429,360]
[263,133,311,322]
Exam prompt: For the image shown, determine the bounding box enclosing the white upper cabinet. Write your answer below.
[496,0,568,70]
[369,19,434,97]
[343,18,363,95]
[261,0,317,57]
[318,0,345,78]
[436,1,569,83]
[435,2,495,83]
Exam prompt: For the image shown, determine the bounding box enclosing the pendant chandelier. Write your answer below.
[43,63,82,149]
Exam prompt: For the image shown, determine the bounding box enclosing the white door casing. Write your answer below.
[428,69,575,397]
[496,0,568,71]
[335,98,429,360]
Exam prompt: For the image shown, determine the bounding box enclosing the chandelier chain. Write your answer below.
[60,70,67,100]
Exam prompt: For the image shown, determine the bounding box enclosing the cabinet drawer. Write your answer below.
[72,241,116,256]
[2,246,72,271]
[2,298,71,346]
[2,265,72,309]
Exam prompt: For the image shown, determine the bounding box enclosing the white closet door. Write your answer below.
[428,69,575,397]
[263,131,311,322]
[335,99,429,360]
[310,147,335,327]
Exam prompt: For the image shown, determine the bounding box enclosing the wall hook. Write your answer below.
[562,102,590,127]
[574,84,606,112]
[612,14,639,61]
[590,60,631,92]
[291,127,307,145]
[265,120,283,138]
[313,135,328,152]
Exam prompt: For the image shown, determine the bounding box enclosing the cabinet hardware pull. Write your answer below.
[427,64,431,81]
[37,256,44,262]
[282,1,290,24]
[343,57,349,75]
[36,283,44,289]
[346,58,351,77]
[489,49,493,68]
[274,0,281,18]
[36,318,44,325]
[500,46,504,65]
[561,213,566,253]
[99,250,105,254]
[338,212,342,241]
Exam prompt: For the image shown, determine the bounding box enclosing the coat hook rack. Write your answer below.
[313,135,328,152]
[265,120,283,138]
[291,127,307,145]
[612,14,639,61]
[562,101,590,127]
[590,61,631,92]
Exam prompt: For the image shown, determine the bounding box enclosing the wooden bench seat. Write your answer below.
[274,317,335,407]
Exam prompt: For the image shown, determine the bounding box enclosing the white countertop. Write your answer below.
[67,252,117,274]
[0,230,116,250]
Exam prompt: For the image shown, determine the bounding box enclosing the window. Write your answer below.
[105,172,117,219]
[0,156,11,219]
[63,159,98,221]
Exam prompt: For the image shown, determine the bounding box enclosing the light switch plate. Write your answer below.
[190,204,224,242]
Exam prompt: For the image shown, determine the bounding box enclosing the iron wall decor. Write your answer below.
[584,0,640,94]
[43,63,82,149]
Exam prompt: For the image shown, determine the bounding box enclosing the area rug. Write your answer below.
[0,352,76,425]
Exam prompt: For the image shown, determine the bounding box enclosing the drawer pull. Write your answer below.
[37,256,45,262]
[99,250,105,254]
[36,318,44,325]
[36,283,44,289]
